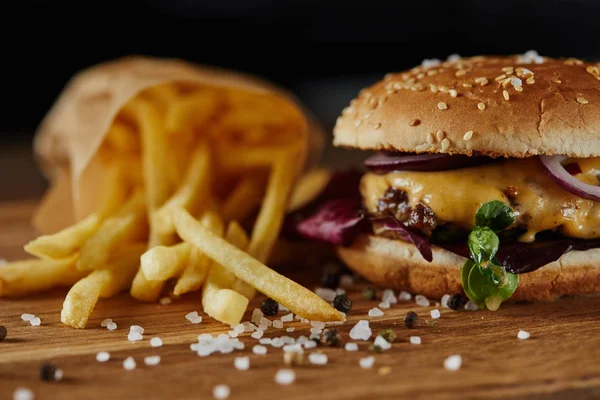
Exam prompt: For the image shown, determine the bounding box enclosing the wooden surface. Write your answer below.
[2,201,600,400]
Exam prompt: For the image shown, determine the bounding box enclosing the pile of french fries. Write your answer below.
[0,83,343,328]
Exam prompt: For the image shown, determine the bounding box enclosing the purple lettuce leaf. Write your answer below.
[370,216,433,262]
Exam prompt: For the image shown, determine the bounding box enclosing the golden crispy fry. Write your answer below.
[141,242,191,281]
[173,208,343,322]
[153,141,211,237]
[77,189,147,270]
[215,141,303,171]
[209,289,249,327]
[129,270,165,302]
[247,149,301,264]
[0,254,82,297]
[145,83,180,113]
[173,210,225,295]
[287,168,332,212]
[221,177,264,223]
[222,221,255,299]
[105,120,139,153]
[61,244,145,328]
[165,92,222,133]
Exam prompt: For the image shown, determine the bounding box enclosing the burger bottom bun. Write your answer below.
[336,234,600,302]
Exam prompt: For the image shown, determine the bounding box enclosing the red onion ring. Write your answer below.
[364,152,494,173]
[540,155,600,201]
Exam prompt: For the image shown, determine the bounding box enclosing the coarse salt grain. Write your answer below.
[349,320,372,341]
[275,369,295,385]
[271,338,285,348]
[96,351,110,362]
[123,357,136,371]
[13,387,34,400]
[252,345,267,355]
[378,302,390,309]
[29,318,41,326]
[251,330,264,340]
[128,332,143,342]
[345,342,358,352]
[368,308,384,317]
[213,385,230,399]
[309,353,328,365]
[315,288,336,303]
[374,336,391,351]
[234,324,245,333]
[251,308,263,324]
[185,311,202,324]
[410,336,422,345]
[228,330,238,338]
[286,327,295,332]
[234,356,250,371]
[281,313,294,323]
[159,297,172,305]
[304,340,317,349]
[107,322,117,331]
[144,356,161,366]
[430,309,441,319]
[465,301,479,311]
[415,295,430,307]
[101,318,112,327]
[311,321,326,329]
[444,354,462,371]
[340,274,354,286]
[518,330,531,340]
[259,338,272,345]
[150,337,163,347]
[382,289,397,304]
[20,313,35,322]
[398,291,412,301]
[359,356,375,369]
[54,369,63,381]
[129,325,144,334]
[279,304,289,312]
[273,320,284,329]
[441,294,451,308]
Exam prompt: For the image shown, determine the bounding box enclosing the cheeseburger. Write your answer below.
[293,52,600,311]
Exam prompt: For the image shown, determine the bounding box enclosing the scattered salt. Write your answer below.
[252,345,267,355]
[336,288,346,296]
[374,336,391,351]
[275,369,295,385]
[185,311,202,324]
[349,320,372,341]
[144,356,161,366]
[310,327,323,335]
[234,356,250,371]
[315,288,336,303]
[159,297,172,305]
[150,337,163,347]
[96,351,110,362]
[271,338,284,348]
[518,330,531,340]
[441,294,451,308]
[415,295,430,307]
[128,332,143,342]
[309,353,328,365]
[234,324,245,333]
[228,330,238,338]
[444,354,462,371]
[213,385,230,399]
[304,340,317,349]
[29,317,41,326]
[464,301,479,311]
[283,344,303,353]
[398,291,412,301]
[340,274,354,286]
[378,301,390,309]
[107,322,117,331]
[20,314,35,322]
[345,342,358,352]
[259,338,272,345]
[243,322,258,332]
[296,336,308,345]
[311,321,326,329]
[13,387,34,400]
[123,357,136,371]
[359,356,375,369]
[251,308,263,324]
[101,318,112,327]
[382,289,398,304]
[198,333,213,343]
[273,320,284,329]
[54,369,63,381]
[129,325,144,334]
[286,327,295,332]
[410,336,421,345]
[368,308,384,317]
[281,313,293,322]
[251,330,264,340]
[430,309,441,319]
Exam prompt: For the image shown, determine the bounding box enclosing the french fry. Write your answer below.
[146,83,180,114]
[0,254,82,297]
[61,244,145,328]
[215,141,302,171]
[173,208,343,322]
[140,242,191,281]
[77,189,147,270]
[287,168,332,212]
[165,92,221,133]
[222,221,255,299]
[153,141,211,238]
[173,210,225,295]
[129,269,165,302]
[201,221,250,326]
[25,162,129,260]
[221,176,264,223]
[105,120,139,153]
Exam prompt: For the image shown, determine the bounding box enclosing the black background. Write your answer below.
[2,0,600,141]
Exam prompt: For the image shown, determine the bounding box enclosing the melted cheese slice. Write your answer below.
[361,157,600,242]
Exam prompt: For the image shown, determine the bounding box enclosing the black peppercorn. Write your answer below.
[0,326,6,341]
[403,311,418,328]
[363,287,376,301]
[448,293,467,311]
[332,294,352,313]
[261,298,279,316]
[40,363,57,381]
[321,272,340,290]
[319,329,341,347]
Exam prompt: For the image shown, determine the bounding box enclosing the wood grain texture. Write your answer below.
[1,200,600,400]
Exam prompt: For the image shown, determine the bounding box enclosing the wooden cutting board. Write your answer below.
[1,200,600,400]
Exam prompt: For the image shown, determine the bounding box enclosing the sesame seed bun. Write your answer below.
[333,55,600,158]
[336,234,600,302]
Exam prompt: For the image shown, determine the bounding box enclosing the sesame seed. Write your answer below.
[480,78,489,86]
[427,70,438,76]
[429,84,439,93]
[515,86,524,92]
[409,119,421,127]
[449,89,458,97]
[477,102,486,111]
[441,138,450,151]
[501,78,512,88]
[502,66,514,74]
[392,82,403,90]
[463,131,474,141]
[503,90,510,101]
[436,130,445,141]
[577,97,589,105]
[439,86,449,93]
[553,79,562,84]
[455,69,467,77]
[474,77,487,83]
[437,102,448,110]
[526,77,535,84]
[426,132,435,144]
[495,74,507,82]
[522,68,534,78]
[462,83,473,88]
[417,73,425,79]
